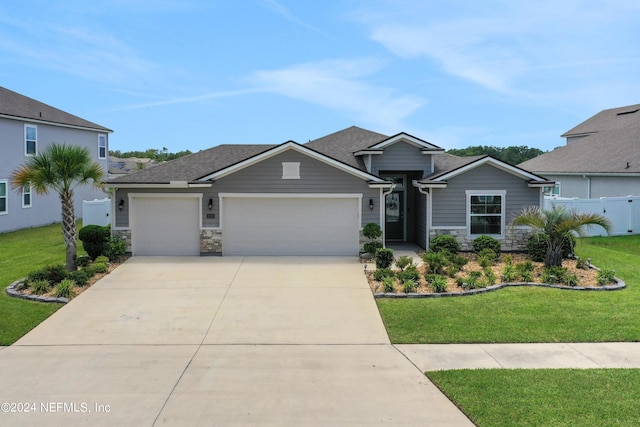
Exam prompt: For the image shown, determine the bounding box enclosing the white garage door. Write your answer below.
[223,197,360,256]
[132,196,200,256]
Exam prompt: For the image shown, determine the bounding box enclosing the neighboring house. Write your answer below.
[519,104,640,198]
[106,126,553,256]
[0,86,112,233]
[108,156,159,179]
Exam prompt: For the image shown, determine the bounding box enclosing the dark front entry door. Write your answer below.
[385,191,404,240]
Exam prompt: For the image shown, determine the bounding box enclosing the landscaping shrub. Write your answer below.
[402,279,417,293]
[395,255,414,271]
[462,271,483,289]
[483,268,497,286]
[397,265,420,283]
[104,236,127,262]
[69,270,90,287]
[375,248,394,269]
[430,275,448,293]
[541,266,567,284]
[363,223,382,254]
[94,255,109,264]
[564,272,580,287]
[78,225,111,259]
[501,263,517,282]
[430,234,460,254]
[515,261,535,282]
[382,277,395,293]
[30,280,50,295]
[597,269,616,286]
[82,265,98,278]
[526,233,575,262]
[477,248,497,267]
[91,262,108,274]
[423,251,449,275]
[575,257,589,269]
[373,268,395,281]
[472,235,501,255]
[54,279,76,298]
[28,264,68,285]
[27,269,48,284]
[77,255,92,268]
[364,241,383,255]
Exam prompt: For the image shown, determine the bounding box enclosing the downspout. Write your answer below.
[417,185,430,251]
[381,185,395,248]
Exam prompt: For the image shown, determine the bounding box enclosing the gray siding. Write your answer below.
[431,164,540,227]
[0,118,109,233]
[370,142,431,178]
[544,174,640,199]
[114,149,380,229]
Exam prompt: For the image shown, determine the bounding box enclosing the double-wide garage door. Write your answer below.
[222,196,360,256]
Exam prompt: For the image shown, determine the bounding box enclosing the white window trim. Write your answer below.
[98,134,107,159]
[22,184,32,208]
[282,162,300,179]
[25,124,37,156]
[466,190,506,238]
[0,180,8,215]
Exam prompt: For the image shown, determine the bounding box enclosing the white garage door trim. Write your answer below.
[129,193,202,256]
[220,193,362,256]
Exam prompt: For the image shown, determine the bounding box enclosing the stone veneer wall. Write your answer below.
[200,229,223,255]
[429,227,531,252]
[112,229,132,253]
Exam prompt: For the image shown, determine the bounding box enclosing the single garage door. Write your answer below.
[132,196,200,256]
[223,196,359,256]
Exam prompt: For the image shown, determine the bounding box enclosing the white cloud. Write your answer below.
[259,0,332,38]
[248,59,426,130]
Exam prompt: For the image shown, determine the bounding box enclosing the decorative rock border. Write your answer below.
[374,275,626,299]
[5,279,69,304]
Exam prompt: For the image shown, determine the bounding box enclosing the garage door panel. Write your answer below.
[133,197,200,256]
[223,197,359,256]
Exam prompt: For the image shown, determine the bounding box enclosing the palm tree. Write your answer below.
[512,205,611,267]
[11,144,104,271]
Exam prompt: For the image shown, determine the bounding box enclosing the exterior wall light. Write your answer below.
[208,199,213,210]
[369,198,374,210]
[118,199,125,211]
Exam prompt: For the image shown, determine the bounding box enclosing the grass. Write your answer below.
[0,222,86,345]
[377,235,640,343]
[427,369,640,427]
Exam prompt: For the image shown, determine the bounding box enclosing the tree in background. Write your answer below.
[446,145,544,165]
[109,147,192,162]
[11,144,104,271]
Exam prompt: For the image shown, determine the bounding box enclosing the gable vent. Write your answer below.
[616,109,639,116]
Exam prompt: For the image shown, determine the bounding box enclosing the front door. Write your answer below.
[383,175,406,241]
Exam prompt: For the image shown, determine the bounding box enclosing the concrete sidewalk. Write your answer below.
[397,342,640,371]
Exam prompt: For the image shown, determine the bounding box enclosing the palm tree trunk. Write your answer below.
[545,242,564,268]
[61,192,77,272]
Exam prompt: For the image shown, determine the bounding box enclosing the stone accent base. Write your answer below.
[112,229,132,253]
[429,227,531,252]
[201,229,222,255]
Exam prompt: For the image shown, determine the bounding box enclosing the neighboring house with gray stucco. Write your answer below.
[106,126,553,256]
[519,104,640,198]
[0,86,112,233]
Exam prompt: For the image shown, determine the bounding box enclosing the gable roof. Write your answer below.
[304,126,388,169]
[366,132,444,152]
[519,104,640,174]
[0,86,112,132]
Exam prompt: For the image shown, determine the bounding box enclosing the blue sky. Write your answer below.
[1,0,639,154]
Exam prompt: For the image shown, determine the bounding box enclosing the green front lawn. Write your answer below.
[427,369,640,427]
[0,222,86,345]
[378,235,640,343]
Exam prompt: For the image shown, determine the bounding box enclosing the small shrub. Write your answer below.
[423,251,449,275]
[30,280,50,295]
[501,263,517,282]
[502,254,513,266]
[483,268,497,286]
[397,265,420,283]
[94,255,109,264]
[78,224,111,259]
[54,279,76,298]
[82,265,97,277]
[92,262,108,274]
[363,222,382,240]
[473,235,501,255]
[69,270,90,287]
[27,269,48,283]
[382,277,395,293]
[527,233,575,262]
[430,235,460,254]
[563,272,580,287]
[463,271,484,289]
[541,266,567,284]
[477,248,497,263]
[373,268,395,281]
[515,261,535,282]
[77,256,92,268]
[38,264,68,285]
[364,241,383,255]
[395,255,414,271]
[478,255,493,269]
[449,254,469,269]
[104,236,127,261]
[597,269,616,286]
[430,275,448,293]
[375,248,394,269]
[402,279,417,293]
[576,257,589,269]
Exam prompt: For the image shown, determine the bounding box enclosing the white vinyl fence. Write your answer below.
[544,196,640,237]
[82,198,111,227]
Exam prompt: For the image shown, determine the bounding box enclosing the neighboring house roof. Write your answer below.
[0,86,112,132]
[519,104,640,174]
[108,157,160,176]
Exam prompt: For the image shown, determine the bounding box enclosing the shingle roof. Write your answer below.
[519,104,640,174]
[0,86,112,132]
[107,144,275,183]
[304,126,388,169]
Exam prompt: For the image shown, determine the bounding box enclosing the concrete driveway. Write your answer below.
[0,257,471,426]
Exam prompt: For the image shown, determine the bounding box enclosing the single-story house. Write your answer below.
[106,126,553,256]
[519,104,640,198]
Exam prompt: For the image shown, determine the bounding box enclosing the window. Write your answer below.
[467,191,505,236]
[0,181,7,214]
[98,134,107,159]
[544,184,560,196]
[282,162,300,179]
[22,184,32,208]
[25,125,37,156]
